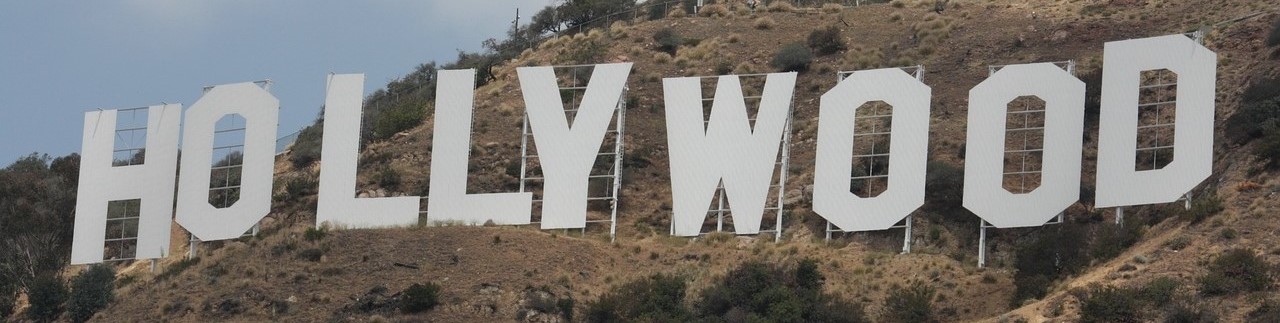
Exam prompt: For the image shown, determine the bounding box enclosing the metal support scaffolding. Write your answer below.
[691,73,793,241]
[824,66,924,254]
[517,64,626,242]
[977,61,1074,268]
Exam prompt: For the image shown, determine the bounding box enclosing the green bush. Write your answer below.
[556,297,575,321]
[400,283,441,313]
[771,43,814,72]
[288,123,323,169]
[375,167,401,190]
[304,226,327,242]
[924,161,967,218]
[283,176,318,201]
[1136,277,1179,305]
[27,275,67,323]
[371,99,426,141]
[156,257,200,281]
[1080,285,1140,323]
[0,295,12,319]
[1012,224,1089,305]
[648,3,668,20]
[68,264,115,323]
[1090,221,1141,261]
[807,25,846,56]
[1161,301,1216,323]
[1199,248,1274,296]
[587,273,691,322]
[1224,98,1280,144]
[587,260,866,323]
[1254,128,1280,169]
[653,28,683,55]
[1269,17,1280,47]
[296,248,324,262]
[1248,300,1280,322]
[880,281,935,323]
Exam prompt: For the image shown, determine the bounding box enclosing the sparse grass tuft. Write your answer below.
[766,1,795,12]
[668,7,687,18]
[697,4,729,17]
[653,52,673,64]
[822,3,843,14]
[753,17,776,30]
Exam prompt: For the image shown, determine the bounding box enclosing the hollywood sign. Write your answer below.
[70,34,1214,264]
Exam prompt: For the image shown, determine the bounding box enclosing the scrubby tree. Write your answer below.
[27,275,67,323]
[0,154,78,300]
[881,282,935,323]
[68,264,115,323]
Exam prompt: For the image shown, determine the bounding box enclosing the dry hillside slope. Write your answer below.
[86,0,1280,322]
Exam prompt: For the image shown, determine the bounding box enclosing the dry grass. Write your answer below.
[822,3,844,14]
[843,45,885,70]
[754,17,777,30]
[698,4,730,18]
[115,1,1280,322]
[668,7,687,18]
[767,1,796,13]
[653,52,673,64]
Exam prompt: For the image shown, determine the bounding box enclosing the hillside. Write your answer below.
[80,0,1280,322]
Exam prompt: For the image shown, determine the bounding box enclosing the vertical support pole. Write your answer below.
[1183,192,1192,210]
[775,103,794,243]
[977,222,987,268]
[609,89,628,243]
[901,214,913,254]
[188,237,198,260]
[825,221,832,241]
[518,114,530,194]
[150,259,157,272]
[716,184,725,232]
[1116,206,1125,226]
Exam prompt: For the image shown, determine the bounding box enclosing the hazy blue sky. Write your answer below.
[0,0,550,162]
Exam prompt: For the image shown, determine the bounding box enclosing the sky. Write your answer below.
[0,0,552,163]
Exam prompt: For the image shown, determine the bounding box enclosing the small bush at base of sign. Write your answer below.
[400,283,441,314]
[68,264,115,323]
[27,275,67,323]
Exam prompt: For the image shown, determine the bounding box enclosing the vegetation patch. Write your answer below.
[1199,248,1274,296]
[400,283,442,314]
[69,264,115,323]
[771,43,814,72]
[807,25,847,56]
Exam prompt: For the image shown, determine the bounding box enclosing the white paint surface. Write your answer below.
[518,64,631,229]
[175,83,278,241]
[317,74,421,228]
[427,69,534,225]
[963,63,1084,228]
[1095,35,1216,208]
[71,105,181,264]
[813,68,930,231]
[664,73,796,236]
